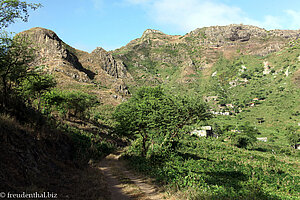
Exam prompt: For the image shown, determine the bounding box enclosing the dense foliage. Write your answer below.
[0,0,112,166]
[114,86,211,157]
[42,89,99,119]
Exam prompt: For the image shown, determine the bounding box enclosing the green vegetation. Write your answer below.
[124,135,299,199]
[112,30,300,199]
[1,1,299,199]
[114,87,299,199]
[0,2,115,195]
[42,89,99,118]
[0,0,41,29]
[114,86,210,157]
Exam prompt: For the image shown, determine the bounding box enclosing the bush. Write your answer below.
[232,134,255,148]
[42,90,99,118]
[114,86,211,157]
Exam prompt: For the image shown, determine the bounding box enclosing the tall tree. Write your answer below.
[0,0,41,107]
[0,34,36,106]
[0,0,41,29]
[114,86,211,157]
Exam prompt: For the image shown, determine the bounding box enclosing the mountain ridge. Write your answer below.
[19,24,300,102]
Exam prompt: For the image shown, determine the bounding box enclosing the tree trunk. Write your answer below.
[1,76,8,108]
[141,132,148,157]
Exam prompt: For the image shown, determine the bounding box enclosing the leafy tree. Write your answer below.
[286,126,300,149]
[65,91,99,118]
[17,72,56,109]
[0,34,36,107]
[114,86,211,157]
[0,0,41,29]
[232,122,257,148]
[0,0,41,108]
[42,90,99,119]
[41,90,66,114]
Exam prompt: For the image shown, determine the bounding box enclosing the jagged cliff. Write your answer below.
[19,25,300,101]
[112,24,300,87]
[19,27,131,104]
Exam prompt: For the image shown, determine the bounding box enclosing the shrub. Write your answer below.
[42,90,99,118]
[114,86,211,157]
[232,134,255,148]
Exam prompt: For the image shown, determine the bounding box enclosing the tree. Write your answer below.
[42,90,99,119]
[114,86,211,157]
[0,34,36,107]
[0,0,41,29]
[0,0,41,108]
[17,72,56,110]
[232,122,258,148]
[286,126,300,149]
[65,91,99,118]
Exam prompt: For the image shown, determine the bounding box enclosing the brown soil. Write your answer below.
[293,68,300,87]
[98,152,171,200]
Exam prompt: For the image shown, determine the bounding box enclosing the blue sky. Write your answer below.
[6,0,300,52]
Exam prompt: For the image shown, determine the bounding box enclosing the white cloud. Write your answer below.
[92,0,104,10]
[260,15,283,30]
[245,15,284,30]
[150,0,245,31]
[125,0,300,31]
[126,0,152,4]
[285,10,300,29]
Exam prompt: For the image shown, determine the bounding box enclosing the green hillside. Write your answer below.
[1,4,299,198]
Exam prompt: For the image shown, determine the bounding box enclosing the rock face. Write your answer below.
[20,28,95,82]
[20,27,131,97]
[187,24,300,56]
[190,24,300,43]
[89,47,128,78]
[19,24,300,102]
[141,29,165,39]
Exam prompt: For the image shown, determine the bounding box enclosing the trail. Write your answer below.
[98,152,169,200]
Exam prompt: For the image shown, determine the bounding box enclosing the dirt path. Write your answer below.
[98,152,169,200]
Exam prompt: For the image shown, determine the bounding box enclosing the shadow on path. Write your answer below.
[98,157,131,200]
[98,152,168,200]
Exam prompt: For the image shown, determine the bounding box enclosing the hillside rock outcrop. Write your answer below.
[89,47,128,78]
[19,27,132,98]
[20,28,93,82]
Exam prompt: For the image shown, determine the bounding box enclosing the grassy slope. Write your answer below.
[124,135,299,200]
[113,29,300,200]
[204,44,300,146]
[114,31,300,145]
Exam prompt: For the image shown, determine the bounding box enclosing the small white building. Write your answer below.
[257,137,268,142]
[191,130,208,137]
[191,126,213,137]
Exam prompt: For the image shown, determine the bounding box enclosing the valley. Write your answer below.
[1,22,299,199]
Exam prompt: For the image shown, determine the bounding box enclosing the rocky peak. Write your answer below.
[189,24,300,43]
[20,28,131,80]
[21,27,61,42]
[90,47,128,78]
[142,29,164,36]
[19,27,92,82]
[141,29,166,41]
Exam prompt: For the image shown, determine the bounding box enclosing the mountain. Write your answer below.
[113,24,300,87]
[19,25,300,145]
[21,25,300,92]
[111,24,300,145]
[19,27,131,105]
[2,24,299,199]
